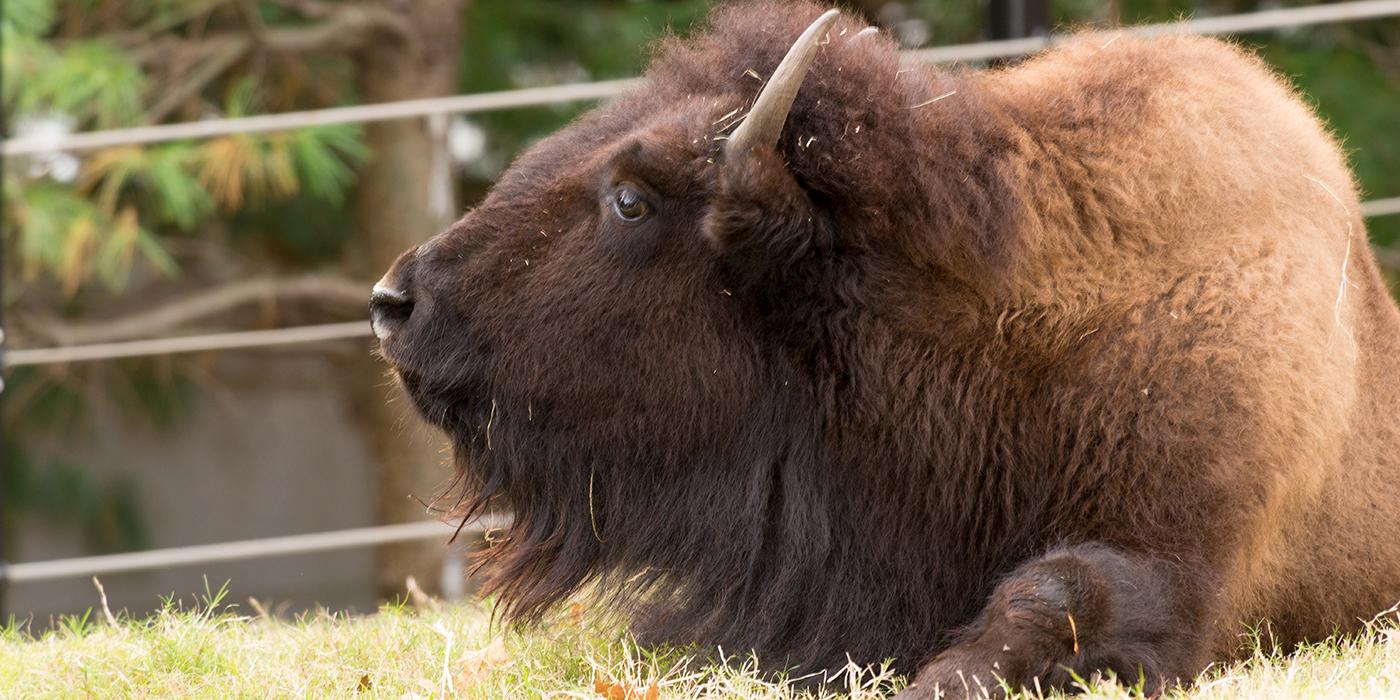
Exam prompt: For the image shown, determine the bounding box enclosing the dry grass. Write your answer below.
[2,582,1398,699]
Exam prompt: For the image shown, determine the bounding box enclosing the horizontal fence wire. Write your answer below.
[1363,196,1400,218]
[6,321,371,367]
[907,0,1400,63]
[1,79,640,156]
[0,515,511,584]
[4,0,1400,156]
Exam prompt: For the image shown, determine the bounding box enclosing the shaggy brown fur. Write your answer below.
[370,2,1400,695]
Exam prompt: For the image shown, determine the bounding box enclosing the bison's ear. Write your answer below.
[704,9,842,297]
[702,148,832,295]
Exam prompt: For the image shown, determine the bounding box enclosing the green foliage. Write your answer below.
[55,609,94,639]
[1116,0,1201,24]
[230,188,358,263]
[1,2,369,296]
[457,1,712,170]
[7,181,171,293]
[0,365,192,558]
[4,124,365,295]
[1262,35,1400,247]
[104,362,199,430]
[902,0,986,44]
[0,32,55,114]
[288,126,368,205]
[1,0,55,35]
[2,442,150,558]
[142,144,217,230]
[29,41,146,129]
[2,0,144,130]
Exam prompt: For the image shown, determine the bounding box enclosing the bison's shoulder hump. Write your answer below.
[993,33,1305,131]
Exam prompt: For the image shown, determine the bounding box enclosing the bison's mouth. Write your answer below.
[375,315,500,436]
[392,369,436,418]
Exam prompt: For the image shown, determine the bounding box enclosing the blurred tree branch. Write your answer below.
[236,0,269,43]
[145,38,254,122]
[126,2,416,125]
[266,0,339,20]
[132,3,410,66]
[18,275,369,346]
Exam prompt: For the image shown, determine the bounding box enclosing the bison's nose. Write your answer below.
[370,283,413,339]
[370,248,419,340]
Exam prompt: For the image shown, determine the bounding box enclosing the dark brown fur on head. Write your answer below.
[373,1,1400,692]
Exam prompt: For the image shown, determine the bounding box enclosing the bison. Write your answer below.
[369,2,1400,696]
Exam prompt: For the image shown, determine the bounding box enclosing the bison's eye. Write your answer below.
[612,184,651,222]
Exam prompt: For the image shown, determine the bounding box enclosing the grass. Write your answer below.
[2,581,1398,699]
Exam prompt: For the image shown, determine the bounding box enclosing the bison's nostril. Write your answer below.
[370,285,414,339]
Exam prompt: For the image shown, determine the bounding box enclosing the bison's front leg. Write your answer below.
[897,544,1211,699]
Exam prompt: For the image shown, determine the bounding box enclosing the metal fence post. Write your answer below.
[988,0,1051,41]
[1,97,10,621]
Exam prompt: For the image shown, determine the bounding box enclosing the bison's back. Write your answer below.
[974,34,1400,649]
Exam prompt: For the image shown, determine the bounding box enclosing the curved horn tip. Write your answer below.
[725,8,842,158]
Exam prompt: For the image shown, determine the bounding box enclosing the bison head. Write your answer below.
[371,2,1012,673]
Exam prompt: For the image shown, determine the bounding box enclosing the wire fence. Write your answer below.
[1366,196,1400,218]
[0,515,510,584]
[7,322,372,367]
[3,0,1400,590]
[907,0,1400,63]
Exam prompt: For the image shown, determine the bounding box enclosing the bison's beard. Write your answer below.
[416,380,949,680]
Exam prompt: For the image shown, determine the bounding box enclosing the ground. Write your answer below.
[2,583,1398,698]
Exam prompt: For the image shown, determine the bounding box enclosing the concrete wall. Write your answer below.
[6,351,458,625]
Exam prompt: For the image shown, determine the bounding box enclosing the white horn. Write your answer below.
[725,9,840,158]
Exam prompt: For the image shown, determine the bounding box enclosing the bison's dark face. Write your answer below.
[375,107,849,615]
[371,9,873,622]
[373,107,822,505]
[375,117,757,439]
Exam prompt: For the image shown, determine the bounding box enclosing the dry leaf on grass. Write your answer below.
[569,602,586,624]
[456,636,513,689]
[593,672,659,699]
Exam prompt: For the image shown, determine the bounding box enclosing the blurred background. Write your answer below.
[1,0,1397,627]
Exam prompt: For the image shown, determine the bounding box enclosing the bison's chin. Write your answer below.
[392,370,445,426]
[390,365,490,433]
